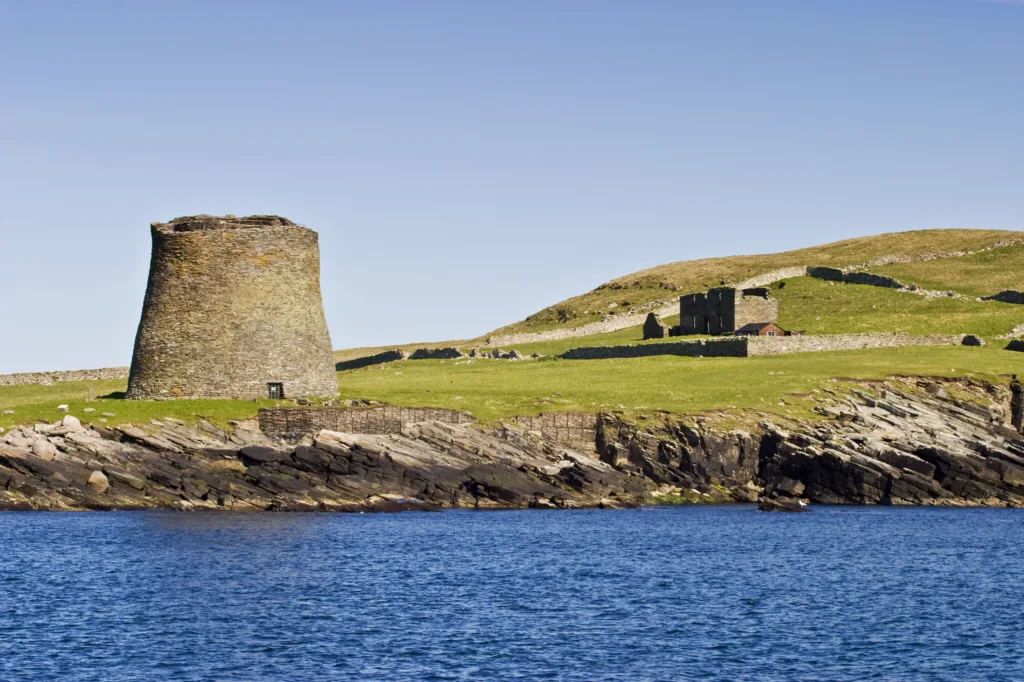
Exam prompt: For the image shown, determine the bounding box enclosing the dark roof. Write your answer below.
[735,322,783,334]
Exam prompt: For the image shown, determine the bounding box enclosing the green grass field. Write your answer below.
[0,380,289,432]
[335,346,1024,424]
[775,277,1023,337]
[6,345,1023,431]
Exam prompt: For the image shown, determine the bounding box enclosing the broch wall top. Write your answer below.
[127,215,338,400]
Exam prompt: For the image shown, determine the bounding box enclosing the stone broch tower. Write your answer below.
[127,215,338,400]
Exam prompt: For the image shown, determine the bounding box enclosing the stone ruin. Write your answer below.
[643,312,668,340]
[676,287,778,335]
[126,215,338,400]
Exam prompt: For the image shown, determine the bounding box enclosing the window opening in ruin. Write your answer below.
[767,331,776,336]
[268,383,284,399]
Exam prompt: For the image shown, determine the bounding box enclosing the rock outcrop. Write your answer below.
[0,417,647,512]
[597,378,1024,508]
[2,378,1023,511]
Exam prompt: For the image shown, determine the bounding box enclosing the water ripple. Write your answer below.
[1,506,1023,681]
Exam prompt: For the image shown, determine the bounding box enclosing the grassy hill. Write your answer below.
[493,229,1021,335]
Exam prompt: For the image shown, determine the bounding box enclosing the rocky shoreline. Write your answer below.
[1,377,1022,512]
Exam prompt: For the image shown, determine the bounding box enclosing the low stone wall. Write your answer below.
[486,300,680,348]
[335,350,406,372]
[747,333,966,356]
[258,405,475,440]
[410,347,464,360]
[844,272,904,289]
[0,366,130,387]
[808,267,904,289]
[561,338,748,360]
[514,412,599,445]
[983,291,1024,305]
[560,333,968,360]
[734,266,807,289]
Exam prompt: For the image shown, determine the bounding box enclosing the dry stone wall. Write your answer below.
[561,334,967,360]
[983,291,1024,305]
[734,266,808,289]
[336,350,407,372]
[808,267,904,289]
[0,367,129,388]
[514,412,599,446]
[561,339,748,360]
[127,215,338,400]
[487,300,679,347]
[746,333,966,356]
[258,405,475,440]
[409,347,465,360]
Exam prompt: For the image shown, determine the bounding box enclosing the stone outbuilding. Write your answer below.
[642,312,668,339]
[678,287,779,335]
[735,322,787,337]
[126,215,338,400]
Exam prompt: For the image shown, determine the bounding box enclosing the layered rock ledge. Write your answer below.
[1,377,1022,511]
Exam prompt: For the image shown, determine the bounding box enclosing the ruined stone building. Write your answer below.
[677,287,778,335]
[126,215,338,400]
[642,312,669,340]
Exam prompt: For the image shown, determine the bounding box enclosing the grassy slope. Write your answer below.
[775,278,1024,337]
[494,229,1020,335]
[870,244,1024,297]
[336,347,1024,424]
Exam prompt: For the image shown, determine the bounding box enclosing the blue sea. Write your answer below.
[2,506,1022,681]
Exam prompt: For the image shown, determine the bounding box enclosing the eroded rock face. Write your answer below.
[757,380,1024,507]
[0,418,647,512]
[2,378,1022,511]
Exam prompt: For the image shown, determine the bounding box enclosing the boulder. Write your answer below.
[239,445,283,465]
[32,440,57,461]
[758,497,809,512]
[104,466,146,490]
[86,470,109,494]
[65,414,82,427]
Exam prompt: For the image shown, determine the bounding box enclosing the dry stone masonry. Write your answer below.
[808,267,904,289]
[335,350,408,372]
[126,215,338,400]
[0,367,129,388]
[642,312,669,339]
[983,291,1024,305]
[561,333,968,360]
[258,405,474,440]
[409,347,465,360]
[514,412,600,447]
[677,287,778,335]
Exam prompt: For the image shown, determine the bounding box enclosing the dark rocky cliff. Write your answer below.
[1,378,1022,511]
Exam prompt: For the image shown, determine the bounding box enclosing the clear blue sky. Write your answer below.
[1,0,1022,373]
